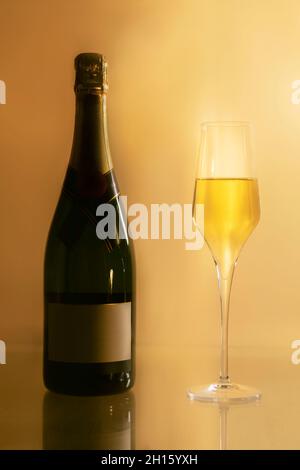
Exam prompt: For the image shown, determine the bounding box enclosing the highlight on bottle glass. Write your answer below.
[188,121,261,403]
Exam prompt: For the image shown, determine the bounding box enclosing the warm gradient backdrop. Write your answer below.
[0,0,299,354]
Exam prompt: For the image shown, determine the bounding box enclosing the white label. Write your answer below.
[47,302,131,363]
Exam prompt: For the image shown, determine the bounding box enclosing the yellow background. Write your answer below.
[0,0,299,355]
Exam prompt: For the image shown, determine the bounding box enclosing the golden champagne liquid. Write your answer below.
[193,178,260,277]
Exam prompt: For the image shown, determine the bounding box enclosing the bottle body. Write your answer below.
[43,54,135,395]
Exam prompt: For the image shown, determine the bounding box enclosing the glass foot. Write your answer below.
[187,380,261,403]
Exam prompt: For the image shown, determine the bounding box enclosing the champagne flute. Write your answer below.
[188,122,261,403]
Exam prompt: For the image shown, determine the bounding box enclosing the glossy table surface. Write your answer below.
[0,344,298,450]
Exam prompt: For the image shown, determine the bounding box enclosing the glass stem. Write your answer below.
[216,265,235,383]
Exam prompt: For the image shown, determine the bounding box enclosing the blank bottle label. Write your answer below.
[47,302,131,363]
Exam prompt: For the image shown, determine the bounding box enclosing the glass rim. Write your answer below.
[201,121,251,128]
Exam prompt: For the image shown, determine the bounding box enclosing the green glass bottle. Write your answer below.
[44,53,135,395]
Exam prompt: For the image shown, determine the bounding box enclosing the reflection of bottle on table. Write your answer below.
[43,391,135,450]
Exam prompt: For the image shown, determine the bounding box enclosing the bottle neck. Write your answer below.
[70,91,113,174]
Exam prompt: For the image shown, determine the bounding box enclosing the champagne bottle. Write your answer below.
[44,53,135,395]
